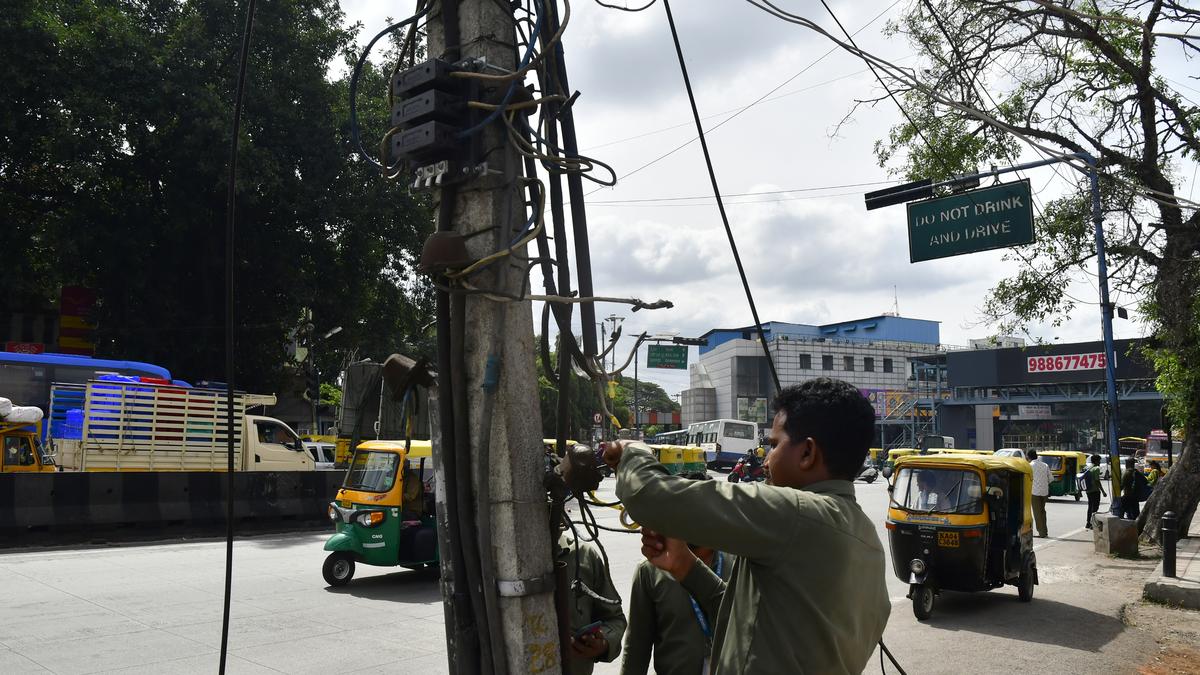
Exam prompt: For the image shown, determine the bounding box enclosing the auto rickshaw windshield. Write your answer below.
[1040,456,1063,470]
[344,451,400,492]
[893,467,984,515]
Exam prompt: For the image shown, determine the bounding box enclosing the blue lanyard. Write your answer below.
[688,552,723,639]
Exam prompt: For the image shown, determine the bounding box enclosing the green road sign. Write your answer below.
[906,179,1034,263]
[647,344,688,369]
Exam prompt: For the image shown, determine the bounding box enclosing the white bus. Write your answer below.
[651,429,689,445]
[688,418,759,468]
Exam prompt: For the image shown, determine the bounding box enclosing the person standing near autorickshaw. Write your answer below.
[1083,454,1107,529]
[1028,449,1050,538]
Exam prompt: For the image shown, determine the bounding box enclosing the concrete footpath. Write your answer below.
[1144,516,1200,610]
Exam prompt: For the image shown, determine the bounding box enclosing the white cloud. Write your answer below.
[344,0,1158,396]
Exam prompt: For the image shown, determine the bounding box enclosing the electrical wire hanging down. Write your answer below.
[218,0,257,672]
[349,4,434,171]
[658,0,780,392]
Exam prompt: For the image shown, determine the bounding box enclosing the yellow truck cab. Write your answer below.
[1,421,56,472]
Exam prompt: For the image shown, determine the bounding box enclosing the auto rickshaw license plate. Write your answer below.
[937,531,960,548]
[340,500,352,508]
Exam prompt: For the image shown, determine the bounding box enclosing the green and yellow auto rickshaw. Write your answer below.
[322,439,438,586]
[682,445,707,474]
[648,444,686,474]
[1037,450,1087,500]
[887,454,1037,620]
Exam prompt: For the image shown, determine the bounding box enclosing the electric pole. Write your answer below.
[426,2,559,673]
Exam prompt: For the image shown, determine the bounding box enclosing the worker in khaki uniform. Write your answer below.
[621,473,733,675]
[557,530,627,675]
[605,378,890,675]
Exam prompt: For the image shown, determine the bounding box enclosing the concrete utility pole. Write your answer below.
[428,2,559,673]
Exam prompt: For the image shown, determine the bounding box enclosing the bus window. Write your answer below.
[723,422,756,440]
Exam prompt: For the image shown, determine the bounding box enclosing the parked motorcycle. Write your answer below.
[728,456,766,483]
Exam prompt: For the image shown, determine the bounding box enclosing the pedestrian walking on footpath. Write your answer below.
[604,378,890,675]
[621,473,733,675]
[1083,454,1107,529]
[1119,456,1149,520]
[1028,449,1051,538]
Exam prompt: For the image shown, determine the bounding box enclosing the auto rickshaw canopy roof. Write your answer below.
[1035,450,1088,460]
[894,453,1033,476]
[355,439,432,459]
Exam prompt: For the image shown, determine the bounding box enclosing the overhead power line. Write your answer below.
[585,0,904,196]
[583,61,913,152]
[581,179,896,205]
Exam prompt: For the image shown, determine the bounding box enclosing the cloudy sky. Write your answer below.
[343,0,1198,397]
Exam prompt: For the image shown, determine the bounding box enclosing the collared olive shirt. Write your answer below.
[557,532,628,675]
[616,443,890,675]
[621,553,733,675]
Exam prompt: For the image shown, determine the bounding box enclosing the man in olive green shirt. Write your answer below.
[557,531,627,675]
[605,378,890,674]
[622,472,732,675]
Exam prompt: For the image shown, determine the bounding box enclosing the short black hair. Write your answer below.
[771,378,874,481]
[1027,449,1038,460]
[1125,457,1136,468]
[1091,454,1102,465]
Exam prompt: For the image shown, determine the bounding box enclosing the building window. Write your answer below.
[798,354,812,370]
[822,355,833,371]
[864,357,874,372]
[844,356,854,371]
[883,358,893,373]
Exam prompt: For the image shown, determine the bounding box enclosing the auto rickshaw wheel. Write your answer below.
[911,584,935,621]
[1018,560,1035,602]
[323,552,356,586]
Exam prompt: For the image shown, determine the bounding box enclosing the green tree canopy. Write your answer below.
[872,0,1200,539]
[1,0,433,392]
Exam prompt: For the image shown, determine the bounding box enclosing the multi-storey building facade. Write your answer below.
[681,315,943,428]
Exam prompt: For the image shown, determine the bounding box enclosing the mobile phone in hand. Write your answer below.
[573,621,603,639]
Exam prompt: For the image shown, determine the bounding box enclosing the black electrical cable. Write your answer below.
[879,639,908,675]
[349,5,433,171]
[434,192,478,669]
[660,0,780,392]
[594,0,657,11]
[571,519,640,534]
[218,0,256,672]
[541,0,600,359]
[766,9,914,669]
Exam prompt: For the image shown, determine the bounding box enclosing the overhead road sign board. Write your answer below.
[906,179,1034,263]
[647,345,688,369]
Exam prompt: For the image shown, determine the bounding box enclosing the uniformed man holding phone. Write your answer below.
[604,378,890,674]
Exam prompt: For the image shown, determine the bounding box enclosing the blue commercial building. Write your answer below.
[683,315,943,428]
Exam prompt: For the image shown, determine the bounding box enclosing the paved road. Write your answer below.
[0,475,1158,674]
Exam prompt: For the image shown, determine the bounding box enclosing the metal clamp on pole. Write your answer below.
[497,573,557,597]
[1163,511,1178,578]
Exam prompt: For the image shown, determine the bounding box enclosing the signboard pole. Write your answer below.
[1087,157,1121,499]
[633,338,640,430]
[867,151,1121,497]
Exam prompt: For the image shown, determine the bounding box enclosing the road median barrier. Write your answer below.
[0,471,344,546]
